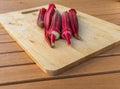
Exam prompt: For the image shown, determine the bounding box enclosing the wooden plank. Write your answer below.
[0,72,120,89]
[61,55,120,75]
[1,5,120,75]
[0,42,23,53]
[0,64,46,85]
[96,13,120,25]
[0,35,14,43]
[99,44,120,57]
[0,52,34,67]
[86,8,120,16]
[0,0,120,15]
[0,56,120,85]
[0,26,7,34]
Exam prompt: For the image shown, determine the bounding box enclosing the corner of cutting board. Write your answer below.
[37,59,80,76]
[43,68,61,76]
[36,64,63,75]
[35,61,71,75]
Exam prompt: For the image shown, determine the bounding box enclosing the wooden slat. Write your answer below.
[0,26,7,34]
[0,0,120,16]
[0,72,120,89]
[61,55,120,75]
[99,45,120,57]
[0,56,120,85]
[0,35,14,43]
[86,8,120,16]
[0,42,23,53]
[0,52,34,67]
[0,64,46,85]
[96,13,120,25]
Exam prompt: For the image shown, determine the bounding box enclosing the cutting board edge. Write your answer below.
[36,41,120,75]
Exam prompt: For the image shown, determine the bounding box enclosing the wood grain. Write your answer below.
[1,56,120,85]
[96,13,120,25]
[0,72,120,89]
[0,35,14,43]
[0,42,23,53]
[0,52,33,67]
[99,45,120,56]
[0,65,45,85]
[0,26,7,34]
[0,0,120,14]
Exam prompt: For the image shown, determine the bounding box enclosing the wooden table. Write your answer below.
[0,0,120,89]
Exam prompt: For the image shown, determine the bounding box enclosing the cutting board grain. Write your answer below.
[0,4,120,75]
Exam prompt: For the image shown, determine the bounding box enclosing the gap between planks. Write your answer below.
[0,69,120,86]
[1,55,120,86]
[1,72,120,89]
[0,62,35,68]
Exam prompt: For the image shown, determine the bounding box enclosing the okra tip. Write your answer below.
[51,43,55,48]
[69,8,76,13]
[49,3,56,8]
[40,8,46,14]
[74,34,81,40]
[64,33,71,45]
[37,21,44,28]
[51,34,55,48]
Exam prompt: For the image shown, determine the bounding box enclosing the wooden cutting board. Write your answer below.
[0,4,120,75]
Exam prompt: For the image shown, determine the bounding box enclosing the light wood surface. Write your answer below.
[0,0,120,88]
[0,4,120,75]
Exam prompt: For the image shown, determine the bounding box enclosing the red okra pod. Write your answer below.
[44,3,56,30]
[44,3,56,47]
[69,8,80,40]
[62,11,72,45]
[37,8,46,28]
[49,10,61,47]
